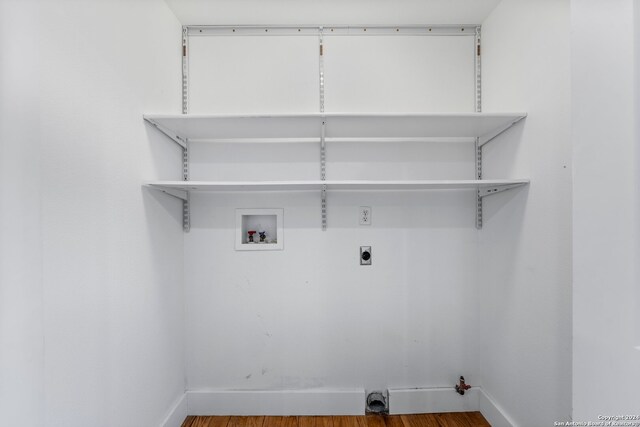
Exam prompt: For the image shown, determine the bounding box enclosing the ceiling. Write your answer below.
[163,0,502,26]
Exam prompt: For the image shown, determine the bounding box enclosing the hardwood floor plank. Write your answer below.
[365,415,386,427]
[317,416,336,427]
[381,415,405,427]
[187,413,490,427]
[188,417,208,427]
[401,414,440,427]
[462,412,490,427]
[263,416,285,427]
[190,417,210,427]
[229,416,251,427]
[298,416,336,427]
[434,413,471,427]
[298,416,314,427]
[356,416,368,427]
[282,416,299,427]
[200,416,231,427]
[333,416,368,427]
[333,416,353,427]
[246,416,266,427]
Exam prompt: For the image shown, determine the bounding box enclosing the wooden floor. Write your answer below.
[182,414,491,427]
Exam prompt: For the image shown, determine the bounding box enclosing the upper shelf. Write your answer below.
[143,112,527,146]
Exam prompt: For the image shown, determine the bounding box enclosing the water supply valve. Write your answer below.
[455,376,471,395]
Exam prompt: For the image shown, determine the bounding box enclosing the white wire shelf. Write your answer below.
[143,112,527,146]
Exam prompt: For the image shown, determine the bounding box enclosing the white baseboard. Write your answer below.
[187,389,365,416]
[161,387,512,425]
[388,387,513,426]
[161,393,188,427]
[478,389,515,427]
[388,387,480,414]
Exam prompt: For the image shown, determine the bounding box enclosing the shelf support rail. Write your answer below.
[182,142,190,231]
[319,27,327,231]
[475,138,483,229]
[182,26,191,232]
[475,27,483,229]
[321,121,327,231]
[186,25,481,37]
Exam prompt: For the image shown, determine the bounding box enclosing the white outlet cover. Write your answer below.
[359,206,372,225]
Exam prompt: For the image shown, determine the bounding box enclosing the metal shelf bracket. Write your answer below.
[155,187,188,201]
[478,116,526,147]
[144,118,187,149]
[478,183,525,197]
[144,120,190,231]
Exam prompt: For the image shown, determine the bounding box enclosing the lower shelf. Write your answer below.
[145,179,529,231]
[145,179,529,200]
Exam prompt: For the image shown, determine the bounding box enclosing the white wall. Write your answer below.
[186,192,480,394]
[184,32,482,399]
[636,0,640,361]
[8,1,625,424]
[165,0,501,26]
[572,0,640,420]
[0,1,44,425]
[1,0,186,426]
[480,0,573,425]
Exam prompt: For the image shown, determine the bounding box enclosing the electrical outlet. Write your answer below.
[360,246,372,265]
[359,206,372,225]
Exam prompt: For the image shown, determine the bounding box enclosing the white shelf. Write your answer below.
[143,111,529,230]
[143,112,527,145]
[146,179,529,199]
